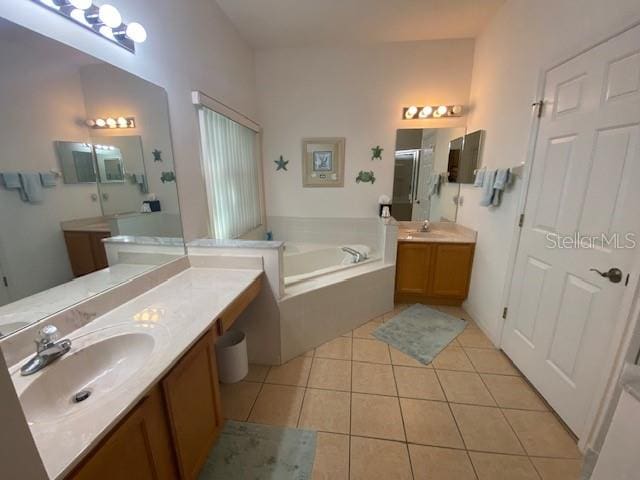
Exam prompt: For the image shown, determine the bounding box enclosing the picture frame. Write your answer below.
[302,137,345,187]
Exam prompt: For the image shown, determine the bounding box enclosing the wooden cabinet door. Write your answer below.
[428,244,475,299]
[395,242,432,296]
[69,386,177,480]
[64,232,96,277]
[162,329,223,480]
[90,232,110,270]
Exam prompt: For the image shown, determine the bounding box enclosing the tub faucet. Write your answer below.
[20,325,72,376]
[342,247,365,263]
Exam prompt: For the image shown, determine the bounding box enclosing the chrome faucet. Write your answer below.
[20,325,72,376]
[420,220,431,232]
[342,247,367,263]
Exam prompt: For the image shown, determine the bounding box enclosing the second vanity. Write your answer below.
[7,265,262,479]
[395,222,476,306]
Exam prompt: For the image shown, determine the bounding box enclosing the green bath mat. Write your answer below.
[372,304,466,365]
[199,421,317,480]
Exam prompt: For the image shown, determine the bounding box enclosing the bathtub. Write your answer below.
[283,243,377,286]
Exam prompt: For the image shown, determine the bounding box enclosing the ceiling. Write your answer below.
[216,0,505,49]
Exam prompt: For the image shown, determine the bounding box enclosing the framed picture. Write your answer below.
[302,137,345,187]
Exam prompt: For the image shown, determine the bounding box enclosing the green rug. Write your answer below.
[199,421,317,480]
[372,304,466,365]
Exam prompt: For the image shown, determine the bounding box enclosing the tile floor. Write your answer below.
[219,305,583,480]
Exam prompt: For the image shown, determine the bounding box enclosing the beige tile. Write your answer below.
[352,338,390,364]
[308,358,351,391]
[465,348,519,375]
[352,362,397,396]
[469,452,539,480]
[351,393,405,441]
[482,374,547,410]
[400,398,464,449]
[450,403,524,454]
[219,381,261,421]
[531,457,582,480]
[245,364,270,382]
[437,370,496,406]
[457,328,495,348]
[353,320,382,339]
[312,432,349,480]
[390,346,431,368]
[393,366,445,401]
[503,410,581,458]
[248,383,305,427]
[409,445,476,480]
[265,356,313,386]
[298,389,350,434]
[303,349,315,357]
[315,337,352,360]
[341,330,353,337]
[350,436,412,480]
[432,345,474,371]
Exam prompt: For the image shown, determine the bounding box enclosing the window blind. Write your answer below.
[198,107,261,239]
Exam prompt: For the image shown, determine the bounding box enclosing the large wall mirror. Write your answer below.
[392,127,484,223]
[0,19,185,339]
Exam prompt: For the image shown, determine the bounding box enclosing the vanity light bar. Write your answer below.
[86,117,136,129]
[403,105,464,120]
[33,0,147,53]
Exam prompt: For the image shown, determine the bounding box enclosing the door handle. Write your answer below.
[590,267,623,284]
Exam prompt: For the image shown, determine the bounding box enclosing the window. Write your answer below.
[198,106,262,239]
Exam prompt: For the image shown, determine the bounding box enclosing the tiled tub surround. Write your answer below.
[188,217,398,364]
[222,305,583,480]
[5,265,263,479]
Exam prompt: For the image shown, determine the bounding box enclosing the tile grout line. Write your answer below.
[390,347,415,480]
[348,326,354,480]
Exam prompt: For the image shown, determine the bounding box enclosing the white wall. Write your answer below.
[0,0,258,241]
[0,35,102,302]
[458,0,640,346]
[256,40,474,219]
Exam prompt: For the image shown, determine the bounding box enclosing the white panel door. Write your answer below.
[502,25,640,437]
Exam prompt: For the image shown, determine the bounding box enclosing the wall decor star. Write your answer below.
[275,155,289,171]
[371,145,383,161]
[152,149,163,162]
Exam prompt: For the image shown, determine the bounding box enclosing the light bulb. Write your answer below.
[85,119,96,127]
[69,0,92,9]
[95,118,106,127]
[126,22,147,43]
[99,25,115,40]
[41,0,60,9]
[117,117,128,127]
[437,105,448,116]
[106,117,117,128]
[452,105,463,115]
[419,106,433,119]
[405,106,418,119]
[98,4,122,28]
[70,8,91,25]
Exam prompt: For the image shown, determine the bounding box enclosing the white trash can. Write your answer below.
[216,330,248,383]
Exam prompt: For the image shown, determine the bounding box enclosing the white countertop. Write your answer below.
[397,221,477,244]
[9,266,263,479]
[0,264,157,334]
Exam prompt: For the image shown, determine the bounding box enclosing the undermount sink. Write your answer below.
[19,331,155,424]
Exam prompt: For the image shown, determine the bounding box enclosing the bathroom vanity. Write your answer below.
[394,222,476,305]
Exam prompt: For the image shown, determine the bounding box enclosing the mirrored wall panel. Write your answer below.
[0,18,185,338]
[392,127,466,222]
